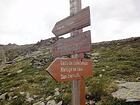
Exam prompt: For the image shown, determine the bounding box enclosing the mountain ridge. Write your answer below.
[0,36,139,65]
[0,36,140,105]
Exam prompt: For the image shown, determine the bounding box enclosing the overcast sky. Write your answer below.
[0,0,140,45]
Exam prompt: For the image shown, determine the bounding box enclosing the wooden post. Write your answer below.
[70,0,86,105]
[80,77,86,105]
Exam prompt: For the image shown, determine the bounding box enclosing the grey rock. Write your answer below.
[57,101,63,105]
[26,97,34,102]
[17,70,22,73]
[112,82,140,102]
[46,96,52,101]
[102,69,106,72]
[26,92,30,99]
[136,77,140,81]
[54,91,60,96]
[20,92,25,95]
[55,88,59,91]
[33,95,38,98]
[93,60,98,63]
[0,92,8,100]
[13,96,18,99]
[47,100,56,105]
[7,73,12,76]
[33,101,45,105]
[89,100,95,105]
[99,74,103,77]
[92,53,99,56]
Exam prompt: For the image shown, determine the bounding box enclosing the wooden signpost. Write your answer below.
[47,0,92,105]
[52,6,90,37]
[52,31,91,57]
[47,58,92,82]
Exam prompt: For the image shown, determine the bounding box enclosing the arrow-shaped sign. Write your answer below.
[47,58,92,82]
[52,30,91,57]
[52,6,90,37]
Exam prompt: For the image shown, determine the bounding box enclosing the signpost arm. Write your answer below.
[70,0,86,105]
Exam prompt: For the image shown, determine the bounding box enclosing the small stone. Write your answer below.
[99,74,102,77]
[89,100,95,105]
[40,97,44,101]
[33,95,38,98]
[46,96,52,101]
[26,92,30,99]
[13,96,18,99]
[0,93,7,100]
[86,102,89,105]
[7,73,12,76]
[57,101,63,105]
[136,77,140,81]
[10,87,16,91]
[17,87,20,89]
[47,100,56,105]
[54,91,60,96]
[33,101,45,105]
[114,80,121,84]
[23,79,27,82]
[20,92,25,95]
[93,60,98,62]
[26,97,34,102]
[55,88,59,91]
[9,96,12,100]
[92,53,99,56]
[106,66,109,68]
[102,69,105,72]
[17,70,22,73]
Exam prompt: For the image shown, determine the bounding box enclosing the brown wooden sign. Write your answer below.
[47,58,92,82]
[52,31,91,57]
[52,6,90,37]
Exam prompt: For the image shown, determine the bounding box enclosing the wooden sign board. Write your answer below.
[52,31,91,57]
[52,6,90,37]
[47,58,92,82]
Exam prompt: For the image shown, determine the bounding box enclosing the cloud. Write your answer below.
[91,0,140,42]
[0,0,139,44]
[0,0,70,44]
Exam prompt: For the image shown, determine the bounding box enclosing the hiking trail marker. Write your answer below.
[52,6,90,37]
[46,0,92,105]
[52,31,91,57]
[47,58,92,82]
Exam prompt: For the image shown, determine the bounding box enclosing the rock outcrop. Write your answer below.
[112,82,140,102]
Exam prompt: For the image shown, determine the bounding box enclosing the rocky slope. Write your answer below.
[0,37,140,105]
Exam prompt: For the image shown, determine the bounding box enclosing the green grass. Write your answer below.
[0,38,140,105]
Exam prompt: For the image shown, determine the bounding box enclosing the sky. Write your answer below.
[0,0,140,45]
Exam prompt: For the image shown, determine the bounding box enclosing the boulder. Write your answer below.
[112,82,140,102]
